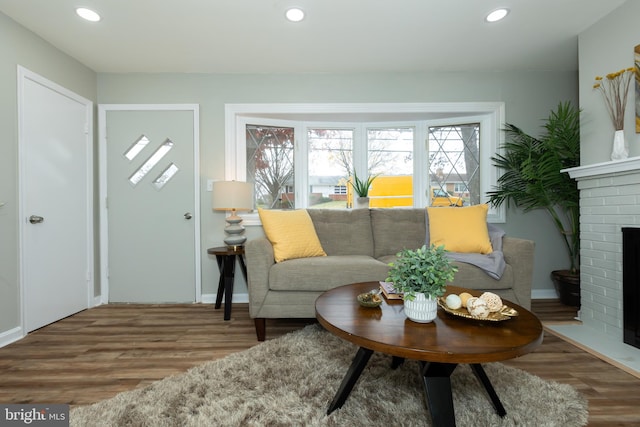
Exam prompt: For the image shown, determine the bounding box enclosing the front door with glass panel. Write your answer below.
[103,107,198,302]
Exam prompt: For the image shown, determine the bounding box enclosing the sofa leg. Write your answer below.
[254,318,266,341]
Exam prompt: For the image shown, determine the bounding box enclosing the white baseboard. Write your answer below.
[0,326,23,348]
[201,292,248,304]
[532,289,559,300]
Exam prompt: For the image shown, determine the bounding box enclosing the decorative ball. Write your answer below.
[459,292,473,307]
[467,297,490,318]
[469,303,490,318]
[445,294,462,310]
[480,292,503,312]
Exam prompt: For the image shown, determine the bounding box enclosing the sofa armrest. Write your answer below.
[245,237,276,318]
[502,236,535,310]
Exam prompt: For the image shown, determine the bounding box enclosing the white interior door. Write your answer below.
[100,105,200,303]
[19,67,92,332]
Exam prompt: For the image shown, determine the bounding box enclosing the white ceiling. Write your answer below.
[0,0,627,74]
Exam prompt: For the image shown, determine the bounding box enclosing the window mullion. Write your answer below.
[296,123,308,209]
[414,122,428,207]
[353,124,367,180]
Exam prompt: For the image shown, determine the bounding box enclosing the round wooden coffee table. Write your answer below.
[315,282,543,426]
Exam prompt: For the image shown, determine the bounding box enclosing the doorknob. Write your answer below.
[184,212,193,220]
[29,215,44,224]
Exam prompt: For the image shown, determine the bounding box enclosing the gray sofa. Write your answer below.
[245,208,534,341]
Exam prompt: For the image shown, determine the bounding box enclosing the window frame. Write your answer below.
[224,103,505,224]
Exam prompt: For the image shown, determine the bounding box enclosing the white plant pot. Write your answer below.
[403,292,438,323]
[355,197,370,209]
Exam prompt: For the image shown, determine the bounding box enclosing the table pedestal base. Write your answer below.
[327,348,507,427]
[327,347,373,413]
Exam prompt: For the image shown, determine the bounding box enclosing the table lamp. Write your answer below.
[211,180,254,249]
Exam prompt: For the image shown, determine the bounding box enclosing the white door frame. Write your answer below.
[98,104,201,303]
[17,66,94,333]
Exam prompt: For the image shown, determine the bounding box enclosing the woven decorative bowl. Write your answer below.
[357,293,382,308]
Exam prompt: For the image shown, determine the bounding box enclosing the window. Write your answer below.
[307,128,353,208]
[226,103,505,223]
[246,124,294,209]
[428,123,480,207]
[365,127,415,207]
[334,185,347,194]
[454,183,467,193]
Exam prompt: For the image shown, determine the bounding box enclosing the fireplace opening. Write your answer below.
[623,227,640,350]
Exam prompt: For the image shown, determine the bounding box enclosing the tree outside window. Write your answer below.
[246,124,294,209]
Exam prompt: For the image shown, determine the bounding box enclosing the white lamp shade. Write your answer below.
[212,181,253,211]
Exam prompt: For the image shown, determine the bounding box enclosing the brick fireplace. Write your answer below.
[563,158,640,358]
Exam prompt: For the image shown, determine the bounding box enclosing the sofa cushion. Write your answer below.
[450,261,514,290]
[371,208,427,259]
[307,209,374,257]
[258,208,327,262]
[427,204,493,254]
[269,255,389,292]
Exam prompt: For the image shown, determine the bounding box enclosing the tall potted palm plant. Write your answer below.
[487,101,581,306]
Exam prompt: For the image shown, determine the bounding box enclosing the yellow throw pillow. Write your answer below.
[258,209,327,262]
[427,204,493,254]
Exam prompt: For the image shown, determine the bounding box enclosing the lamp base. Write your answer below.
[224,243,245,251]
[223,211,246,248]
[223,234,247,249]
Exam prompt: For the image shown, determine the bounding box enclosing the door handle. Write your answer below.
[184,212,193,220]
[29,215,44,224]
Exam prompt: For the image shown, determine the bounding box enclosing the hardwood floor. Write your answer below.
[0,301,639,426]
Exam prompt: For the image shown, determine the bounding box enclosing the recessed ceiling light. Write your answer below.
[485,8,509,23]
[76,7,101,22]
[285,7,305,22]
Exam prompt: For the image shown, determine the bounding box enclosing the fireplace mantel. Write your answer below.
[563,156,640,180]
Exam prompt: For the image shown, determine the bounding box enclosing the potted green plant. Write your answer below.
[349,170,377,208]
[487,101,580,306]
[386,244,458,322]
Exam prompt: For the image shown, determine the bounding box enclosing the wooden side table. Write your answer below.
[207,246,248,320]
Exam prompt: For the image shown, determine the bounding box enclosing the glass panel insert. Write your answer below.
[129,138,174,186]
[307,128,353,209]
[246,125,295,209]
[367,127,414,208]
[124,135,150,161]
[152,163,179,190]
[428,124,480,207]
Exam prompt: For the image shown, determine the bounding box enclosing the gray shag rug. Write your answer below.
[71,324,588,426]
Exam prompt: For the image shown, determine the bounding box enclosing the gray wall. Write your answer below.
[579,1,640,165]
[2,6,595,338]
[97,70,578,299]
[0,12,97,336]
